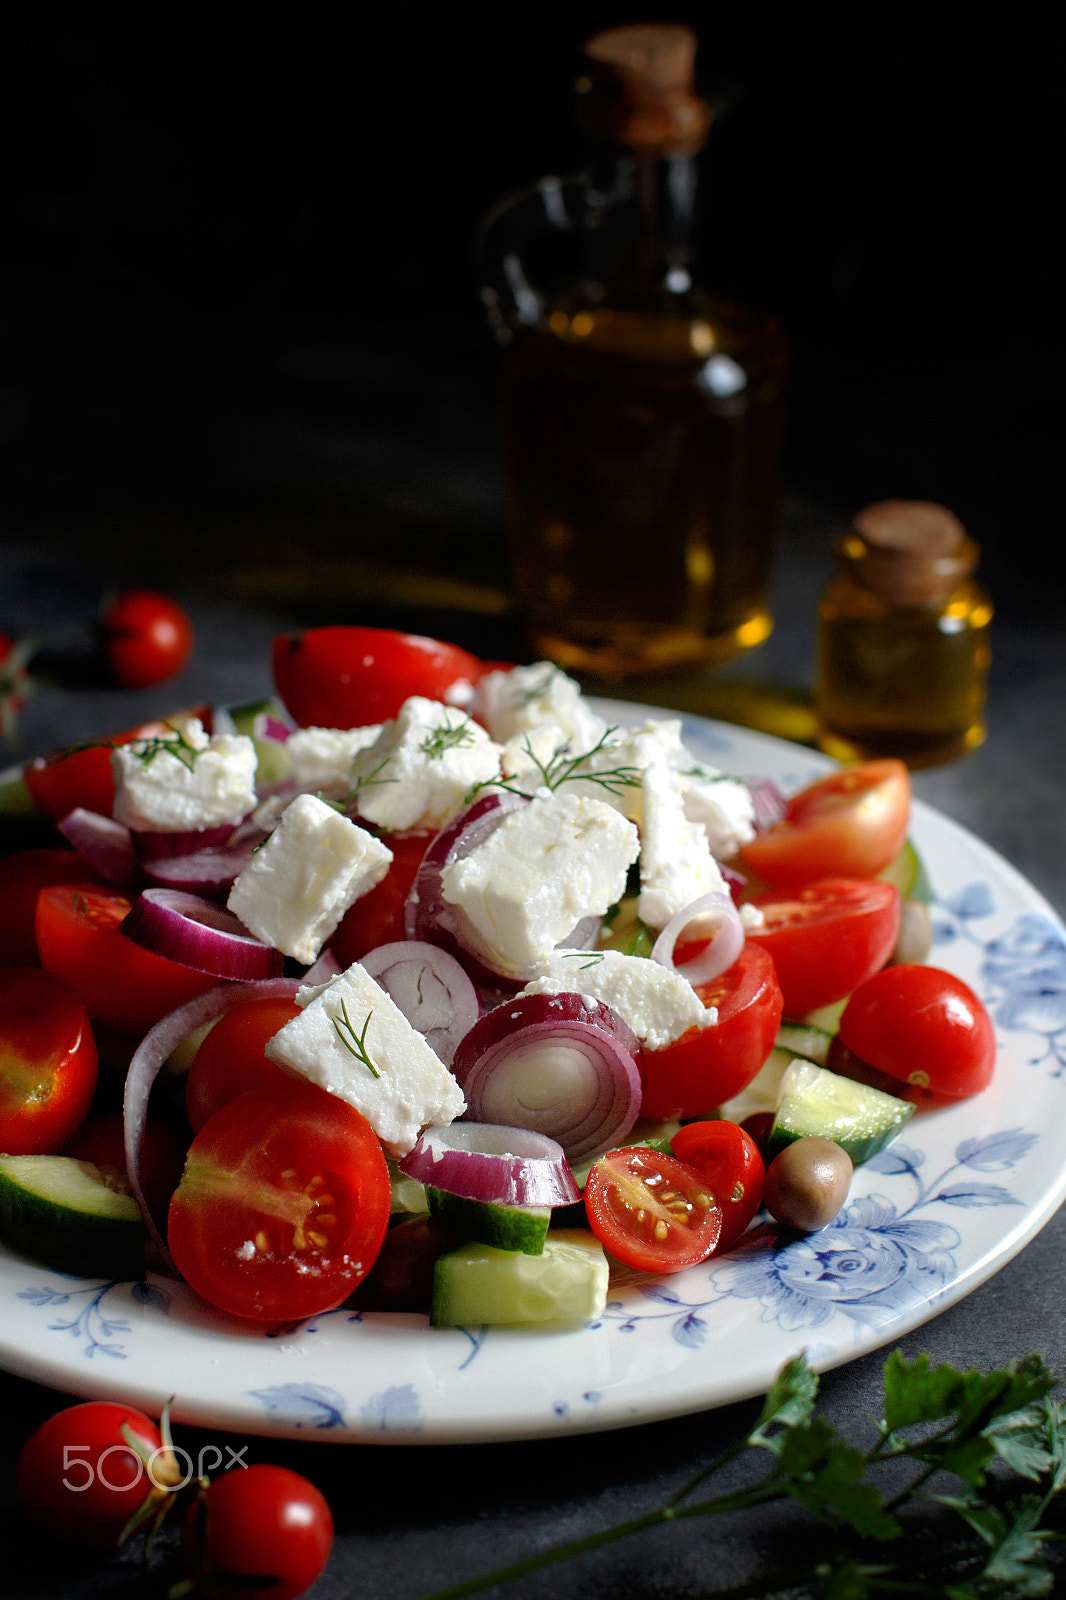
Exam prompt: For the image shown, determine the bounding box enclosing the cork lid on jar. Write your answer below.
[577,24,712,155]
[841,500,979,606]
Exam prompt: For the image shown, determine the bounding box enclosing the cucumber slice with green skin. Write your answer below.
[796,998,847,1034]
[717,1046,797,1127]
[0,1155,146,1279]
[879,839,932,904]
[225,699,294,785]
[431,1229,609,1327]
[766,1060,914,1166]
[426,1187,550,1255]
[774,1023,835,1068]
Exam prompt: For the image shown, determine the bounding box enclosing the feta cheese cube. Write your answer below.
[521,948,717,1052]
[227,792,393,965]
[439,792,639,978]
[348,697,503,832]
[637,753,728,930]
[286,724,382,796]
[265,962,466,1156]
[679,766,757,858]
[111,719,258,833]
[478,662,608,751]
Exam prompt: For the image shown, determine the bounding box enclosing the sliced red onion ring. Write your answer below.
[142,834,264,899]
[301,946,341,985]
[451,992,643,1166]
[120,887,283,980]
[359,940,480,1065]
[123,978,302,1267]
[398,1122,580,1208]
[133,822,237,861]
[748,776,787,832]
[650,891,746,986]
[57,807,141,890]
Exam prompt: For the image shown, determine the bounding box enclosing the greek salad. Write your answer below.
[0,626,997,1332]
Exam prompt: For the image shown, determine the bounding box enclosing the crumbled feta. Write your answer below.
[265,962,466,1156]
[348,697,503,832]
[477,662,608,751]
[439,792,639,978]
[521,948,717,1052]
[679,765,757,858]
[286,725,382,796]
[111,719,258,833]
[227,792,393,965]
[637,753,728,929]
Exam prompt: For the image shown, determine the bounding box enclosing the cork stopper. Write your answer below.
[842,499,978,606]
[577,25,711,155]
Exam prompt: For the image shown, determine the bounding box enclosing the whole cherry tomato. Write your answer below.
[16,1400,175,1549]
[100,589,194,690]
[0,967,98,1153]
[271,626,481,729]
[182,1465,333,1600]
[184,993,303,1132]
[740,760,911,889]
[670,1120,765,1253]
[0,848,106,965]
[839,963,997,1098]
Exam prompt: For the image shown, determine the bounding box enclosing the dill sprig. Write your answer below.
[129,722,203,773]
[468,727,642,804]
[331,1002,381,1077]
[419,716,477,760]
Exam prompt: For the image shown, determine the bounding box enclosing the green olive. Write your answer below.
[763,1137,853,1233]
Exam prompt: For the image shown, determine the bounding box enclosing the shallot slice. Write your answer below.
[398,1122,580,1208]
[451,992,643,1166]
[359,940,480,1065]
[57,808,140,890]
[120,887,283,981]
[650,891,746,986]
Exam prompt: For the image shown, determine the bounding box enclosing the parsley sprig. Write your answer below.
[415,1350,1066,1599]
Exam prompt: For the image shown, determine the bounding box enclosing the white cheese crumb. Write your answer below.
[521,948,717,1052]
[111,719,258,833]
[348,696,503,831]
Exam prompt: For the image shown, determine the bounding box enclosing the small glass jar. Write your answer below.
[816,500,993,768]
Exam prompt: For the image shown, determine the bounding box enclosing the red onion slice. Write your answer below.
[748,777,787,832]
[133,823,237,861]
[451,992,643,1166]
[123,978,302,1267]
[57,807,141,890]
[650,892,746,986]
[142,835,264,899]
[120,887,284,980]
[398,1122,580,1208]
[359,940,480,1065]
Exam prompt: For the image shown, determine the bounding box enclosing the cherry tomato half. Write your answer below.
[745,877,901,1017]
[167,1077,391,1322]
[35,884,219,1035]
[328,828,434,966]
[584,1147,722,1274]
[740,760,911,889]
[0,848,106,966]
[22,716,191,823]
[0,967,98,1153]
[670,1121,765,1253]
[16,1400,170,1549]
[184,994,303,1133]
[271,625,481,730]
[182,1466,333,1600]
[839,963,997,1098]
[100,589,195,690]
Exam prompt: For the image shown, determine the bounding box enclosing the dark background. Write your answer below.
[1,1,1061,637]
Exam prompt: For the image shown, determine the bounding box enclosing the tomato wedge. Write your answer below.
[167,1078,391,1322]
[0,968,98,1153]
[740,760,910,889]
[584,1147,722,1273]
[35,884,219,1035]
[745,877,901,1017]
[640,942,783,1119]
[0,849,107,966]
[328,829,434,967]
[669,1120,765,1253]
[271,626,481,730]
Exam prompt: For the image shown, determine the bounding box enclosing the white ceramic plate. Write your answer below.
[3,705,1066,1445]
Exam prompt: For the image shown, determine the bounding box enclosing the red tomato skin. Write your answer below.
[740,760,911,889]
[0,967,98,1153]
[639,943,784,1120]
[101,589,194,690]
[745,877,901,1017]
[167,1079,392,1322]
[328,829,433,966]
[272,626,481,730]
[35,884,219,1035]
[184,995,303,1133]
[16,1401,164,1549]
[839,963,997,1098]
[670,1121,765,1252]
[183,1466,333,1600]
[584,1147,722,1273]
[0,849,106,965]
[21,717,190,822]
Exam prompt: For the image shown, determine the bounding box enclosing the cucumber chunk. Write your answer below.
[717,1046,797,1126]
[431,1229,608,1327]
[879,839,932,904]
[767,1060,914,1165]
[774,1022,834,1067]
[0,1155,146,1279]
[426,1187,550,1255]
